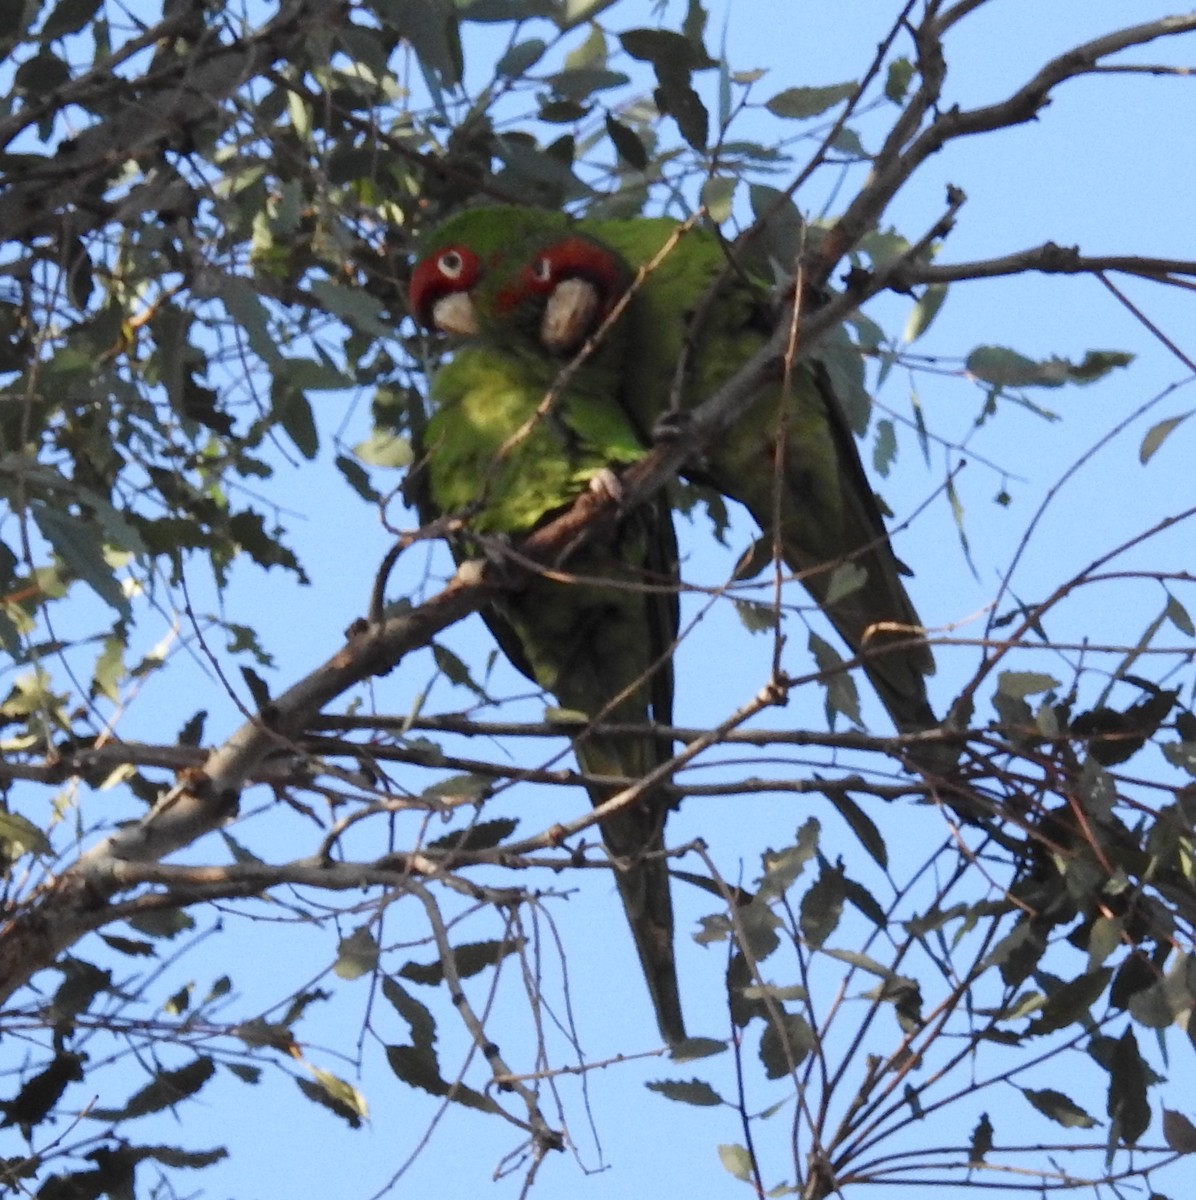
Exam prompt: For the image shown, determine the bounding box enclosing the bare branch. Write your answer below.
[816,12,1196,281]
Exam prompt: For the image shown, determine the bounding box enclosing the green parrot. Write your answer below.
[408,210,687,1044]
[415,207,936,733]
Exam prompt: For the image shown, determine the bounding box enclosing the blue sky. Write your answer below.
[11,1,1196,1197]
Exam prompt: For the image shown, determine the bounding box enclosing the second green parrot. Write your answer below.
[408,211,686,1044]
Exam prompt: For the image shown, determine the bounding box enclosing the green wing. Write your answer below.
[418,276,687,1043]
[582,217,937,732]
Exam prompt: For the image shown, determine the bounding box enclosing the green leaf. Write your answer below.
[1139,412,1192,464]
[381,976,437,1049]
[968,1113,994,1164]
[1161,740,1196,777]
[884,57,914,103]
[296,1071,367,1127]
[872,418,897,478]
[1077,754,1116,819]
[385,1043,499,1112]
[809,631,862,727]
[32,506,129,618]
[142,1144,227,1170]
[997,670,1060,700]
[841,875,887,928]
[765,81,856,119]
[668,1035,727,1062]
[1068,349,1134,382]
[544,66,628,100]
[1163,1108,1196,1153]
[0,808,51,856]
[15,49,69,94]
[1031,968,1112,1035]
[106,1057,216,1119]
[904,284,948,343]
[127,908,195,939]
[178,710,207,747]
[496,37,546,78]
[1165,594,1195,636]
[272,387,319,459]
[279,357,354,392]
[748,184,805,265]
[426,818,519,853]
[91,633,124,701]
[604,113,648,169]
[825,561,867,607]
[646,1078,723,1106]
[1108,1027,1150,1145]
[399,938,522,985]
[758,818,819,898]
[0,1051,85,1132]
[334,453,382,501]
[732,596,776,633]
[700,175,735,223]
[334,926,379,980]
[432,642,489,697]
[759,1011,814,1077]
[422,772,495,801]
[354,428,413,469]
[1022,1087,1098,1129]
[557,0,620,29]
[565,22,606,69]
[1127,978,1176,1029]
[377,0,462,83]
[655,71,709,151]
[822,784,887,869]
[800,861,845,949]
[717,1143,753,1181]
[217,276,282,366]
[967,345,1132,389]
[221,830,264,865]
[619,28,716,71]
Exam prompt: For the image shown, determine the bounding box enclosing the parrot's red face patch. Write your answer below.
[498,236,625,320]
[408,244,484,329]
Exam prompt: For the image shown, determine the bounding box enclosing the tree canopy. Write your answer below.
[2,2,1196,1197]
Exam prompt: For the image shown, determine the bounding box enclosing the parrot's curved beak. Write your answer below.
[540,278,600,355]
[432,292,479,337]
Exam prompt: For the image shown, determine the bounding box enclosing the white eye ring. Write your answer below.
[438,250,465,279]
[531,256,553,283]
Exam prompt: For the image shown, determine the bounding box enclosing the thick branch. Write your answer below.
[886,242,1196,290]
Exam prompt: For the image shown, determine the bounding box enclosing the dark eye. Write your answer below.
[438,250,465,279]
[531,256,553,284]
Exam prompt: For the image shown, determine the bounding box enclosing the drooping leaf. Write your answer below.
[1163,1108,1196,1154]
[384,1043,499,1112]
[645,1078,724,1106]
[997,671,1060,701]
[968,1113,994,1164]
[799,859,846,949]
[334,925,380,980]
[399,938,522,985]
[1022,1087,1098,1129]
[759,1011,814,1077]
[32,506,129,618]
[1139,412,1192,464]
[1108,1027,1151,1145]
[381,977,437,1050]
[885,56,914,103]
[765,82,856,119]
[717,1143,753,1182]
[100,1057,216,1120]
[605,112,649,169]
